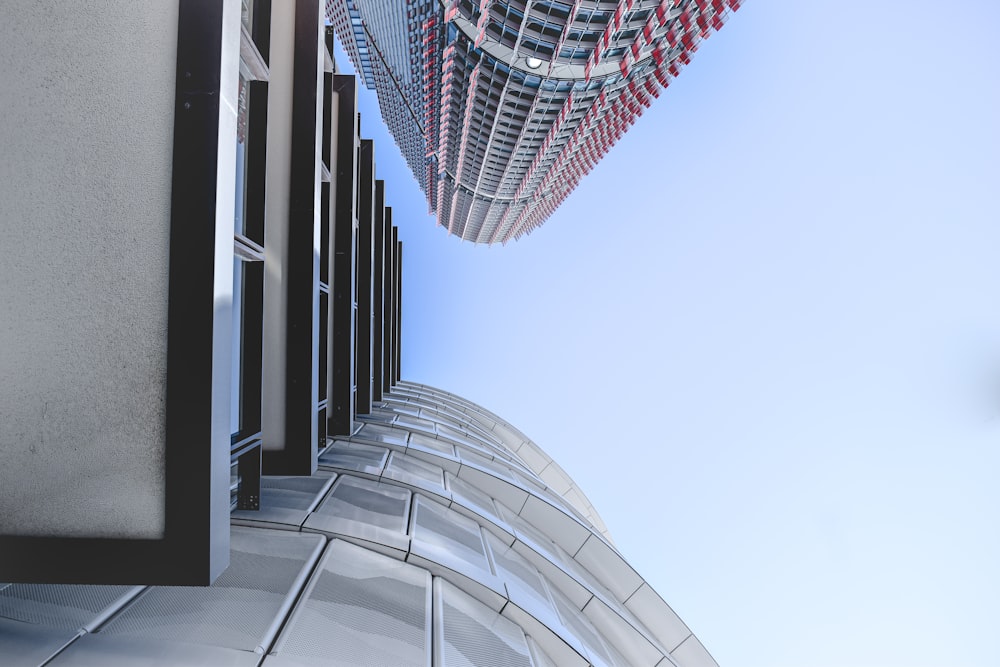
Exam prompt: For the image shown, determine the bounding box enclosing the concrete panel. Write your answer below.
[0,2,180,538]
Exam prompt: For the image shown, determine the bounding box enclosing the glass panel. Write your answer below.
[318,291,327,403]
[234,74,251,237]
[241,0,253,33]
[230,257,244,435]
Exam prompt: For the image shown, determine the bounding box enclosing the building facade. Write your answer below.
[0,0,403,585]
[1,2,717,665]
[0,380,718,667]
[328,0,741,242]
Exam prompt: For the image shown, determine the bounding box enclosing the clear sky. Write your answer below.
[336,2,999,665]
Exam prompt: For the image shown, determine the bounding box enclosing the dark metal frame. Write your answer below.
[230,254,264,511]
[395,234,403,383]
[382,211,396,393]
[371,182,385,402]
[0,0,233,584]
[227,0,271,512]
[233,437,262,510]
[329,75,359,436]
[355,139,375,414]
[262,0,323,475]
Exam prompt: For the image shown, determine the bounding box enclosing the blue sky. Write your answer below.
[337,2,999,665]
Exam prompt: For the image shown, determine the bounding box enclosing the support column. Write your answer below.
[261,0,324,475]
[329,75,360,436]
[355,140,376,414]
[372,181,386,402]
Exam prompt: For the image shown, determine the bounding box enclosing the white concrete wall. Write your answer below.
[0,2,180,538]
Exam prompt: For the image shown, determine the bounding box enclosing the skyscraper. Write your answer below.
[328,0,741,242]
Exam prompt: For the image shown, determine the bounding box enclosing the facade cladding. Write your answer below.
[1,1,717,665]
[327,0,741,242]
[0,382,718,666]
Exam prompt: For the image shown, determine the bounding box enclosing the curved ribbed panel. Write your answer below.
[270,539,432,666]
[328,0,742,242]
[271,381,720,667]
[436,579,533,667]
[3,384,716,667]
[390,380,613,540]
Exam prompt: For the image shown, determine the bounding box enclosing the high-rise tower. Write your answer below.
[328,0,741,242]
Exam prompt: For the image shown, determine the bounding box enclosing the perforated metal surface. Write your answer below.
[357,409,396,424]
[318,441,389,475]
[437,580,532,667]
[0,617,83,667]
[354,423,409,447]
[383,452,446,495]
[95,528,323,652]
[232,473,337,529]
[451,440,506,467]
[412,497,491,579]
[3,385,715,667]
[381,399,420,417]
[272,540,430,666]
[310,476,410,532]
[260,474,333,496]
[0,584,136,629]
[50,634,262,667]
[445,473,503,527]
[390,415,438,437]
[304,475,412,553]
[408,433,457,456]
